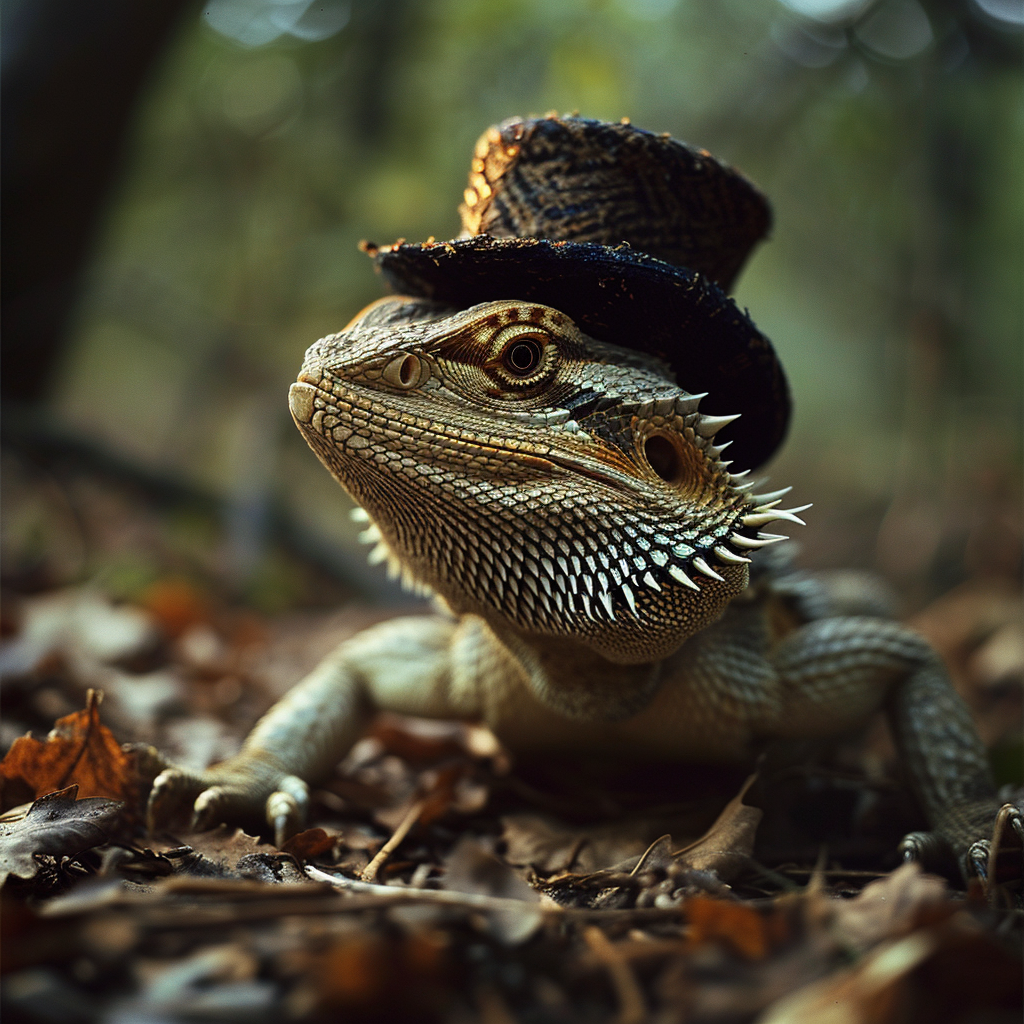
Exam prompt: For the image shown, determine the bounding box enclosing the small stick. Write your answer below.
[360,798,425,882]
[583,926,647,1024]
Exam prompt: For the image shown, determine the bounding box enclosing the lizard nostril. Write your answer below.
[644,434,681,483]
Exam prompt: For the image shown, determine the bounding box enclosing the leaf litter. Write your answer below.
[1,496,1021,1020]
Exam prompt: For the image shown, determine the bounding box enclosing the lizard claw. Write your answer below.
[266,776,310,848]
[966,839,992,881]
[146,758,310,845]
[897,830,958,877]
[973,803,1024,894]
[147,766,209,834]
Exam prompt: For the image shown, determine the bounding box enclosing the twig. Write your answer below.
[360,798,425,882]
[582,926,647,1024]
[306,866,691,923]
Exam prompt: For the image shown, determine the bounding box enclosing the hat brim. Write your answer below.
[371,235,789,472]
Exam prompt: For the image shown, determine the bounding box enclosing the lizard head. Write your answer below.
[289,296,805,664]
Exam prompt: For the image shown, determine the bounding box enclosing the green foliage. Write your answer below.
[56,0,1023,597]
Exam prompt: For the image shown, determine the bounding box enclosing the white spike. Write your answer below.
[598,591,616,619]
[742,504,812,528]
[729,469,751,482]
[642,571,661,591]
[349,506,370,523]
[696,413,741,438]
[581,594,597,622]
[677,392,708,413]
[367,542,389,565]
[692,556,725,582]
[708,440,733,458]
[749,486,792,505]
[668,565,701,591]
[730,532,788,549]
[621,582,638,618]
[358,525,382,545]
[714,545,752,565]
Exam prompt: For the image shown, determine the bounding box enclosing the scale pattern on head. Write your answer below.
[289,297,807,664]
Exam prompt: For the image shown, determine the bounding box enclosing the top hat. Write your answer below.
[364,115,789,472]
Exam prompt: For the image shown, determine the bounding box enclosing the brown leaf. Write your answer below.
[282,828,337,861]
[0,690,136,813]
[686,896,773,960]
[370,714,506,767]
[673,774,762,880]
[166,826,273,870]
[139,578,210,638]
[828,862,949,953]
[443,837,542,944]
[0,785,123,885]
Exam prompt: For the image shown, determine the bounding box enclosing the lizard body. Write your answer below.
[148,117,1014,879]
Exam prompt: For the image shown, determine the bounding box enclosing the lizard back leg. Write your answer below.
[764,616,1000,873]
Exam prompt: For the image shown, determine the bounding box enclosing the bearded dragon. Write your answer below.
[147,117,1015,881]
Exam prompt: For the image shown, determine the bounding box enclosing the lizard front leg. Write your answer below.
[765,616,1015,878]
[147,615,480,845]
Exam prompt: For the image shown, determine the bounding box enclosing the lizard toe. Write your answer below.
[266,775,310,847]
[147,767,206,833]
[898,830,958,877]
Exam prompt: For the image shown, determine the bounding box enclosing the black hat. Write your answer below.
[365,115,789,472]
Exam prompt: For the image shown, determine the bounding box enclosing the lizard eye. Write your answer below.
[503,337,543,377]
[382,352,428,389]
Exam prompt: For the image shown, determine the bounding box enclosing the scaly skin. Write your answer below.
[148,295,1016,878]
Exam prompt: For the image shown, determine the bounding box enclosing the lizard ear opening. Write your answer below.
[644,434,682,484]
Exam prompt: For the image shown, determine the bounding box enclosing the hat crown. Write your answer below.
[459,115,771,292]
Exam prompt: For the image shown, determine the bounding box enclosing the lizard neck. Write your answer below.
[486,616,665,722]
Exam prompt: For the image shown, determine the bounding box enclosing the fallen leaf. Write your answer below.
[282,828,337,861]
[444,836,543,944]
[162,826,274,876]
[829,862,949,953]
[0,785,123,885]
[673,774,762,880]
[139,579,210,638]
[0,588,157,679]
[0,690,136,813]
[686,896,772,960]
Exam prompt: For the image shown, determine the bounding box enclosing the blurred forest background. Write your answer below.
[3,0,1022,617]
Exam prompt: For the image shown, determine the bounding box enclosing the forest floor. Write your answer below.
[1,442,1021,1023]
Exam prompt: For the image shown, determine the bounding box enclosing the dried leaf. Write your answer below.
[166,826,274,873]
[828,862,949,952]
[0,690,136,813]
[444,836,543,944]
[282,828,337,861]
[673,774,762,880]
[139,579,210,638]
[0,785,123,885]
[686,896,771,960]
[759,930,937,1024]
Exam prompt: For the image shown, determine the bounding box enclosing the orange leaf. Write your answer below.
[0,690,136,813]
[686,896,769,959]
[140,579,208,637]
